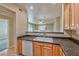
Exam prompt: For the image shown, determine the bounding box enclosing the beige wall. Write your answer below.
[0,4,70,37]
[0,4,28,36]
[0,4,28,55]
[53,16,61,32]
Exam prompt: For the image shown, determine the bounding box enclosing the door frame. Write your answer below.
[0,5,17,55]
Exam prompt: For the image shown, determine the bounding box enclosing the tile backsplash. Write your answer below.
[26,32,71,38]
[76,28,79,35]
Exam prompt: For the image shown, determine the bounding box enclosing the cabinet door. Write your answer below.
[74,4,79,29]
[42,43,53,56]
[53,45,64,56]
[70,3,76,30]
[33,42,53,56]
[64,3,70,29]
[18,39,23,55]
[70,3,79,30]
[33,42,64,56]
[42,46,53,56]
[59,46,65,56]
[33,43,42,56]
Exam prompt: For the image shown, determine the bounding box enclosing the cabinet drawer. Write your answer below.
[33,42,52,47]
[43,43,53,47]
[33,42,44,46]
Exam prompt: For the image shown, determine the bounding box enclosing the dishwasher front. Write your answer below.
[23,41,33,56]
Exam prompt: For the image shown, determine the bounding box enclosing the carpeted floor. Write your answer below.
[0,49,8,56]
[0,38,9,51]
[0,38,8,56]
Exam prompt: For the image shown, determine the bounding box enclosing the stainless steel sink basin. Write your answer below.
[33,37,53,43]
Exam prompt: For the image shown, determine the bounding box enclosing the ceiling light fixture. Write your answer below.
[51,3,56,4]
[30,6,34,10]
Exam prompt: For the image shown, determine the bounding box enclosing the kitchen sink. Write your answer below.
[33,37,53,43]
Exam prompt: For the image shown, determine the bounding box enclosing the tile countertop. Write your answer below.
[18,36,79,56]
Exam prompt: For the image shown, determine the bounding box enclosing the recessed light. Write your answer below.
[30,6,34,10]
[19,8,22,12]
[51,3,56,4]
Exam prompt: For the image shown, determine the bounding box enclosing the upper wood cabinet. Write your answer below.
[74,4,79,29]
[64,3,79,30]
[64,3,70,29]
[69,4,75,29]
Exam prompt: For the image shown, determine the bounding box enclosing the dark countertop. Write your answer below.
[18,35,79,56]
[53,38,79,56]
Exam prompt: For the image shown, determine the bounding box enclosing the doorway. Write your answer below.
[0,18,9,55]
[0,5,16,56]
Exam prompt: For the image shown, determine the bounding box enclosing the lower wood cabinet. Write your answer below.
[18,40,64,56]
[42,45,53,56]
[18,39,23,55]
[33,44,41,56]
[33,42,64,56]
[53,44,64,56]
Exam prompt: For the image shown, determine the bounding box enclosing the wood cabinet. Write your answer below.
[64,3,79,30]
[18,40,64,56]
[64,3,70,29]
[70,4,75,29]
[42,43,53,56]
[42,45,53,56]
[33,42,64,56]
[53,44,64,56]
[18,39,24,55]
[74,4,79,29]
[33,44,41,56]
[70,3,79,29]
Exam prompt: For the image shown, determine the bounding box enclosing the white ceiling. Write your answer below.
[27,4,62,18]
[18,3,62,24]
